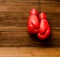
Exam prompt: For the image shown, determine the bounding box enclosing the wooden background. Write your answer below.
[0,0,60,57]
[0,0,59,47]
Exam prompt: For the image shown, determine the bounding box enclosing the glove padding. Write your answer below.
[28,8,40,34]
[37,12,51,40]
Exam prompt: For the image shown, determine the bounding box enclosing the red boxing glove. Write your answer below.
[30,8,38,15]
[28,8,40,34]
[37,12,51,40]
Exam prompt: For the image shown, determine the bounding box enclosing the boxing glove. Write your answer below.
[30,8,38,15]
[28,8,40,34]
[37,12,51,40]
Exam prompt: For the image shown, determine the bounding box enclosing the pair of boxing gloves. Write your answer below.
[28,8,51,40]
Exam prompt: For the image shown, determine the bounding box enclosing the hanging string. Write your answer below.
[38,0,40,12]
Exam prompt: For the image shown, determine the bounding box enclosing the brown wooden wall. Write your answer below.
[0,0,60,47]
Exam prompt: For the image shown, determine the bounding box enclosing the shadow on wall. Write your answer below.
[29,32,60,48]
[30,33,53,47]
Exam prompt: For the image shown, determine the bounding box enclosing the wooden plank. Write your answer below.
[0,0,38,12]
[0,27,59,47]
[37,0,60,12]
[0,12,60,27]
[0,48,59,57]
[0,0,59,47]
[0,0,59,12]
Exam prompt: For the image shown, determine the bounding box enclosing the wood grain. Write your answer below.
[0,47,59,57]
[0,0,59,47]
